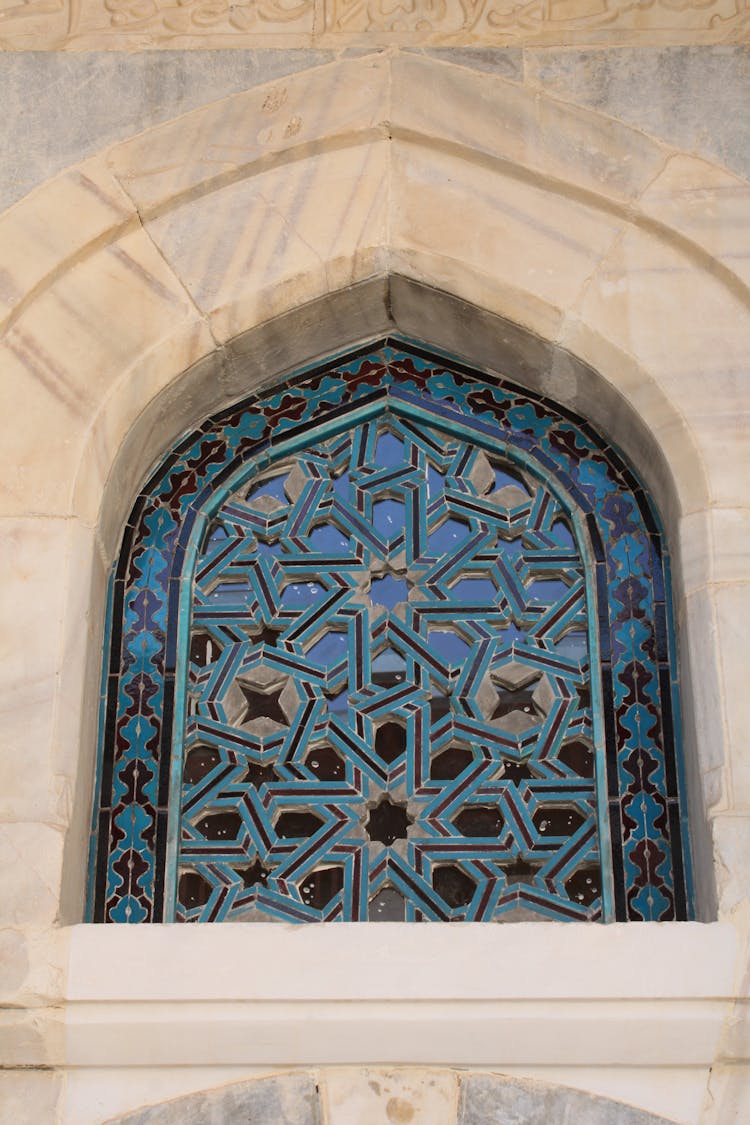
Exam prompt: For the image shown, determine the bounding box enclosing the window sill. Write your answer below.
[65,921,736,1068]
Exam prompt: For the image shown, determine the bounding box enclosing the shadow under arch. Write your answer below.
[86,276,697,567]
[76,277,704,927]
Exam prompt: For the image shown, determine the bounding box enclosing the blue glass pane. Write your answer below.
[496,624,528,647]
[370,575,409,609]
[498,538,524,560]
[451,578,497,602]
[372,648,406,676]
[281,581,324,606]
[246,473,288,504]
[326,690,349,714]
[556,631,588,658]
[493,466,529,494]
[373,499,405,539]
[426,464,445,498]
[428,518,470,555]
[332,472,351,500]
[551,519,575,549]
[375,431,405,468]
[209,581,253,602]
[527,579,569,604]
[307,631,348,667]
[309,523,350,552]
[429,630,471,665]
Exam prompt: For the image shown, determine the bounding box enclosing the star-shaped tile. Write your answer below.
[236,858,271,890]
[244,761,278,787]
[502,857,541,885]
[365,797,412,845]
[249,621,284,647]
[238,682,287,725]
[492,686,537,721]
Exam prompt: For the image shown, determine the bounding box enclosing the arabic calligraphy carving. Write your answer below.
[1,0,748,45]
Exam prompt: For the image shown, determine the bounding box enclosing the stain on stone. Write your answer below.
[386,1095,415,1123]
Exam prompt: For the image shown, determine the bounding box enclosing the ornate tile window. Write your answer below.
[88,341,693,924]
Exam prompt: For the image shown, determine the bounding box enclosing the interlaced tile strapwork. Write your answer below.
[180,418,600,922]
[90,341,692,924]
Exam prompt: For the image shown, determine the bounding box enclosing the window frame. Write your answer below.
[88,338,693,924]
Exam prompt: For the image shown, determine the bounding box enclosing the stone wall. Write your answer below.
[2,39,750,1125]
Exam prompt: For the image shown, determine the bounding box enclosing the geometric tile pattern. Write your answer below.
[179,417,600,921]
[89,341,693,923]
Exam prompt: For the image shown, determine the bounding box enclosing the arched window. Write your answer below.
[88,341,693,924]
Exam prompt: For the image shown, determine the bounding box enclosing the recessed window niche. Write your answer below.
[88,339,693,924]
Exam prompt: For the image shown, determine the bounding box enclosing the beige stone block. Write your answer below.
[640,154,750,294]
[0,155,135,329]
[321,1068,458,1125]
[676,509,713,599]
[710,508,750,585]
[680,587,727,787]
[576,227,750,509]
[0,1005,63,1068]
[714,584,750,810]
[558,317,707,529]
[4,226,200,413]
[712,814,750,920]
[679,508,750,597]
[69,921,736,1003]
[0,340,89,518]
[701,768,728,818]
[0,822,64,927]
[703,1064,750,1124]
[0,518,69,824]
[0,926,68,1008]
[0,518,108,834]
[391,142,625,341]
[722,989,750,1061]
[578,223,750,381]
[1,227,205,517]
[73,316,215,539]
[0,1069,63,1124]
[144,142,389,343]
[392,55,667,205]
[107,57,389,214]
[54,524,107,916]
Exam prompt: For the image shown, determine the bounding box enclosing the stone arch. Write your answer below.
[3,55,746,921]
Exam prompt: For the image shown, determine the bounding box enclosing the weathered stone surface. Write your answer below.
[392,53,668,206]
[321,1068,458,1124]
[0,1070,63,1125]
[0,51,334,211]
[109,1072,320,1124]
[525,47,750,184]
[5,47,750,215]
[415,47,523,81]
[458,1074,673,1124]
